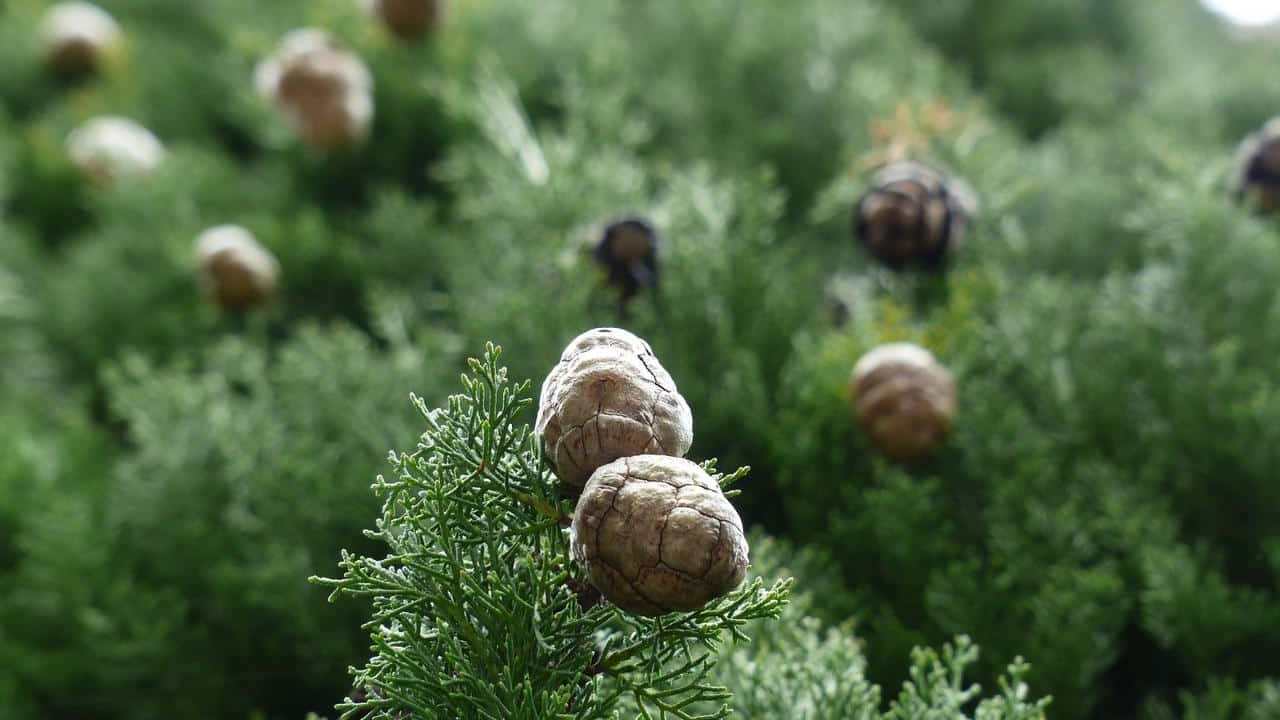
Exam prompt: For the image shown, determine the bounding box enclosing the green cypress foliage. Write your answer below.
[315,345,792,719]
[3,0,1280,717]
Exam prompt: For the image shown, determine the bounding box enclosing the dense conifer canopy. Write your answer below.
[3,1,1280,718]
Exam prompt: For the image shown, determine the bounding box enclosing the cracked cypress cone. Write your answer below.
[66,116,165,183]
[195,225,280,312]
[40,2,121,77]
[1234,117,1280,213]
[254,29,374,151]
[855,161,975,271]
[361,0,445,42]
[536,328,693,489]
[594,217,659,303]
[571,455,748,616]
[851,343,956,462]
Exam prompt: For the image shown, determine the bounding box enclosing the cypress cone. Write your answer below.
[1234,117,1280,213]
[40,2,121,77]
[594,217,660,303]
[851,342,956,462]
[362,0,446,42]
[195,225,280,312]
[854,161,975,271]
[255,29,374,151]
[571,455,749,616]
[65,116,165,184]
[536,328,692,488]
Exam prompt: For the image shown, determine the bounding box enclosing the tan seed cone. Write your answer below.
[851,342,956,462]
[362,0,445,41]
[536,328,692,488]
[196,226,280,312]
[65,116,165,184]
[571,455,748,616]
[255,29,374,151]
[41,2,121,76]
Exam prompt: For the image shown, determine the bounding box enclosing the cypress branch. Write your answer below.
[312,343,791,719]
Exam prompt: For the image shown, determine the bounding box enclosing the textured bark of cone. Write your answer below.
[851,343,956,462]
[854,161,973,272]
[571,455,749,616]
[41,2,121,76]
[1235,117,1280,213]
[195,226,280,312]
[255,29,373,151]
[536,328,692,488]
[363,0,446,41]
[65,116,165,184]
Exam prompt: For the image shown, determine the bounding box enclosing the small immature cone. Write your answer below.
[855,161,975,271]
[255,29,374,151]
[851,342,956,462]
[571,455,749,616]
[1234,117,1280,214]
[594,217,659,303]
[195,225,280,312]
[361,0,446,42]
[536,328,692,488]
[40,2,121,77]
[65,116,165,184]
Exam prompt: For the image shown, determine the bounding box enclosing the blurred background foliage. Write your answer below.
[3,0,1280,718]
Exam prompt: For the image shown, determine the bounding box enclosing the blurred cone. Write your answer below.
[854,161,975,272]
[255,29,374,151]
[41,2,121,77]
[1234,117,1280,213]
[361,0,445,42]
[850,342,956,462]
[594,217,660,304]
[196,225,280,312]
[65,116,165,184]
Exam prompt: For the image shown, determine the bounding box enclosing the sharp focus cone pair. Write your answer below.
[536,328,748,616]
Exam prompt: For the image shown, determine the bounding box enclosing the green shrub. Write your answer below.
[2,325,456,719]
[2,0,1280,717]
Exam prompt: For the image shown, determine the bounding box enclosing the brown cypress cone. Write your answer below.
[362,0,446,42]
[1234,117,1280,213]
[40,2,121,77]
[571,455,749,616]
[594,218,659,303]
[854,161,974,271]
[255,29,374,151]
[850,342,956,462]
[65,116,165,184]
[195,226,280,312]
[536,328,693,489]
